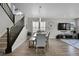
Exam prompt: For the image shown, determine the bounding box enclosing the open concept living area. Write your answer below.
[1,3,79,56]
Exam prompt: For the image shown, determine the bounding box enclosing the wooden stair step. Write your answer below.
[0,40,7,42]
[0,42,7,44]
[0,37,7,40]
[0,39,7,42]
[1,35,7,38]
[0,43,7,48]
[0,46,6,49]
[0,33,7,55]
[0,44,7,47]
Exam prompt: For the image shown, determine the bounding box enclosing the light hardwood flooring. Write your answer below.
[5,39,79,56]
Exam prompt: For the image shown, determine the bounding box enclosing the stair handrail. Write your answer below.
[0,3,15,24]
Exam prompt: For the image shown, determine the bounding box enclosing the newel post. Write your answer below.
[5,28,12,54]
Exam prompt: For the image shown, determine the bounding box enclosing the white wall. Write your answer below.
[44,18,75,38]
[12,26,27,51]
[75,18,79,33]
[0,6,13,37]
[14,3,79,18]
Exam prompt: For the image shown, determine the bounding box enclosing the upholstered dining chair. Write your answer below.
[35,34,47,52]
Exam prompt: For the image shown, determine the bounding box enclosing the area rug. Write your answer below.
[61,39,79,49]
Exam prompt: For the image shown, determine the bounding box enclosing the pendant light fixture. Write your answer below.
[38,6,42,31]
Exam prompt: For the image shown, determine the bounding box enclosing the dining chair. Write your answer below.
[35,34,47,53]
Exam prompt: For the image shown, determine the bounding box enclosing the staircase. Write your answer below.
[0,3,24,55]
[0,33,7,55]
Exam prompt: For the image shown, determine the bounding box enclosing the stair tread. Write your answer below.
[1,33,7,37]
[0,47,6,50]
[0,38,7,40]
[0,38,7,39]
[0,33,7,55]
[0,42,7,44]
[0,41,7,43]
[0,44,7,46]
[0,44,7,48]
[0,36,7,42]
[0,40,7,42]
[1,35,7,38]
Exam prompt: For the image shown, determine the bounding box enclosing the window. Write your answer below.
[40,22,46,31]
[33,21,46,33]
[33,21,39,33]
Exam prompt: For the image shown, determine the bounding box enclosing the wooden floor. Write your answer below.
[5,39,79,56]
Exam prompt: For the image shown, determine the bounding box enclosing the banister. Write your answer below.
[0,3,15,24]
[5,16,24,54]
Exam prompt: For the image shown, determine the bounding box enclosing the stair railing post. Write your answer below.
[13,14,15,25]
[5,28,12,54]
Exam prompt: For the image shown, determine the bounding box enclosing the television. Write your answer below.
[58,23,71,30]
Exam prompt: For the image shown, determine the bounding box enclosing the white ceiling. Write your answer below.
[13,3,79,18]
